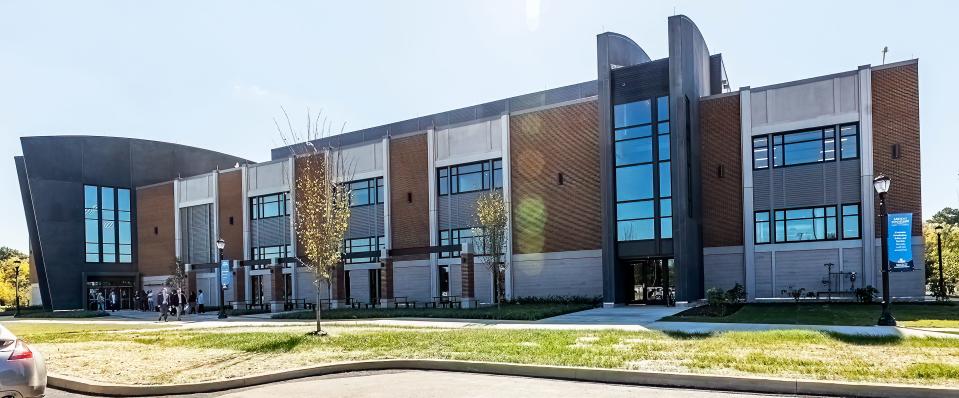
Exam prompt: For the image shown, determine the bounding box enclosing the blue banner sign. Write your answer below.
[887,213,914,272]
[220,260,233,287]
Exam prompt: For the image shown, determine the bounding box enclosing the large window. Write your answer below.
[438,159,502,196]
[251,245,291,261]
[753,124,859,169]
[841,204,861,239]
[438,228,489,258]
[343,236,384,264]
[774,206,837,242]
[615,96,671,241]
[84,185,132,263]
[250,193,289,220]
[349,177,384,207]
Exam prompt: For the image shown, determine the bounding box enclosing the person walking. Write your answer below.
[197,290,205,314]
[109,290,117,312]
[158,288,170,322]
[188,291,197,314]
[95,291,105,312]
[173,289,185,321]
[147,290,155,312]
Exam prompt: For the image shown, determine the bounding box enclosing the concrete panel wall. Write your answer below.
[435,119,502,163]
[751,74,858,130]
[348,269,371,304]
[511,250,602,298]
[247,160,290,195]
[334,141,383,177]
[179,174,215,204]
[754,252,773,297]
[393,260,431,302]
[773,249,840,295]
[703,251,745,291]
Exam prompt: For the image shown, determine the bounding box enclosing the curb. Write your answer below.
[48,359,959,398]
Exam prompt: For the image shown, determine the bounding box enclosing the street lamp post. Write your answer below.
[936,224,946,300]
[874,174,897,326]
[216,238,227,319]
[12,260,21,317]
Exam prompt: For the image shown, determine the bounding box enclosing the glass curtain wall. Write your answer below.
[614,96,671,241]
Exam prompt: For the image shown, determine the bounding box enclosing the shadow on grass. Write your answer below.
[661,330,713,340]
[244,335,309,353]
[822,331,904,346]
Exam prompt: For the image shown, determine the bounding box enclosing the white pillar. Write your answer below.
[500,114,514,300]
[427,128,439,298]
[739,88,757,301]
[382,137,392,252]
[858,65,877,290]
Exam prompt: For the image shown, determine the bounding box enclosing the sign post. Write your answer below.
[887,213,914,272]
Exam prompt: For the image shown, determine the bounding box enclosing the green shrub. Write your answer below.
[855,285,879,303]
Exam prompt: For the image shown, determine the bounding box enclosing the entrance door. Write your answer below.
[629,259,675,305]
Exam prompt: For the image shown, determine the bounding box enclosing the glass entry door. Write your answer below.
[629,258,675,305]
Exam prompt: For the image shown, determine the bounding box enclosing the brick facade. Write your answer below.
[136,182,175,276]
[217,170,244,260]
[699,94,744,247]
[510,101,602,254]
[872,62,922,235]
[389,134,430,260]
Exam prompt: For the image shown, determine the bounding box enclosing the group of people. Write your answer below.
[153,288,206,322]
[89,287,207,322]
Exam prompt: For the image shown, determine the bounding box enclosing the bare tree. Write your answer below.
[278,109,352,336]
[474,191,508,308]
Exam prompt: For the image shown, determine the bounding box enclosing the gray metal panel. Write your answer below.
[508,92,546,112]
[346,204,385,239]
[703,253,745,291]
[773,249,840,294]
[755,252,773,297]
[181,204,213,264]
[437,190,485,231]
[823,162,838,205]
[447,107,477,125]
[753,170,771,210]
[250,216,291,248]
[839,160,861,204]
[780,163,826,208]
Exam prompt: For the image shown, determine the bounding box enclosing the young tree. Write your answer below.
[165,257,188,292]
[278,110,352,336]
[474,191,509,307]
[925,222,959,297]
[0,248,30,307]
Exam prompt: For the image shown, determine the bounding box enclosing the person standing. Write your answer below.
[188,291,197,314]
[197,290,205,314]
[174,289,185,321]
[148,290,155,312]
[96,291,105,312]
[109,290,117,312]
[158,288,170,322]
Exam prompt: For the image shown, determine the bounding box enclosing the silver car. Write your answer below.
[0,324,45,398]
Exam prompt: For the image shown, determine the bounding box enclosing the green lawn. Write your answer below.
[2,322,171,336]
[271,303,596,321]
[12,310,110,319]
[662,303,959,328]
[11,322,959,386]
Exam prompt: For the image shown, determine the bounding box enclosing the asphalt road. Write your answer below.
[45,370,812,397]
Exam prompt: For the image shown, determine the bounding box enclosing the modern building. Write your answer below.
[16,15,924,310]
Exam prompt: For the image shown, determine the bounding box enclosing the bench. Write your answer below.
[393,296,416,309]
[284,298,308,311]
[427,296,462,309]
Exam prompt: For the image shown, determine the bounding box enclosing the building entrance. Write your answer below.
[85,277,136,310]
[628,258,675,305]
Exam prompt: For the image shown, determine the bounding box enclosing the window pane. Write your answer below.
[102,221,115,244]
[614,100,651,128]
[85,219,99,243]
[657,96,669,121]
[786,219,816,241]
[784,140,824,165]
[826,217,837,239]
[86,254,100,263]
[753,137,769,169]
[660,217,673,239]
[658,135,670,160]
[786,208,813,219]
[119,244,132,255]
[86,243,99,255]
[755,211,770,222]
[841,125,859,159]
[660,198,672,217]
[615,138,652,166]
[438,176,448,195]
[119,254,132,263]
[101,187,115,210]
[823,129,836,161]
[102,253,116,263]
[118,211,130,222]
[84,185,98,209]
[117,189,130,211]
[614,125,652,141]
[457,172,483,192]
[842,205,859,215]
[457,163,482,174]
[773,144,783,166]
[756,221,770,244]
[784,130,822,143]
[659,162,671,198]
[119,222,131,244]
[616,200,654,221]
[657,122,670,135]
[617,219,654,241]
[775,221,785,242]
[615,164,654,201]
[843,215,860,238]
[493,168,503,188]
[263,201,280,216]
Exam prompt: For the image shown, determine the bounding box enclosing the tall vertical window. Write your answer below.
[349,177,384,207]
[615,96,671,241]
[755,211,770,244]
[840,124,859,159]
[437,159,502,196]
[250,192,289,219]
[84,185,132,263]
[752,137,769,169]
[841,204,861,239]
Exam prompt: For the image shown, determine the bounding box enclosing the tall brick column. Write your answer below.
[379,257,394,307]
[332,262,346,308]
[460,244,476,308]
[233,265,246,304]
[269,264,285,313]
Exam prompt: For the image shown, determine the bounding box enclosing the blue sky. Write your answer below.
[1,0,955,251]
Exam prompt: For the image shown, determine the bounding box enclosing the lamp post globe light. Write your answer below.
[936,224,946,300]
[874,174,896,326]
[216,238,227,319]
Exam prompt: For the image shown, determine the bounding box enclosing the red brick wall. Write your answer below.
[872,62,922,235]
[217,170,244,260]
[510,101,601,254]
[389,134,430,260]
[136,182,175,276]
[699,94,744,247]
